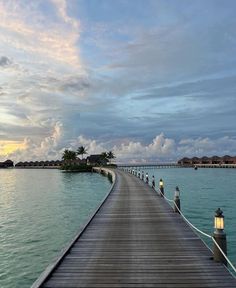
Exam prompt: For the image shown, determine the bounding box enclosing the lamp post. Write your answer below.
[213,208,227,265]
[159,179,164,197]
[152,175,155,189]
[174,186,180,213]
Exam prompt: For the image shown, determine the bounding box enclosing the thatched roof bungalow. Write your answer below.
[177,157,192,165]
[0,159,14,168]
[178,155,236,165]
[191,157,201,164]
[15,160,63,168]
[222,155,235,164]
[211,156,221,164]
[201,156,211,164]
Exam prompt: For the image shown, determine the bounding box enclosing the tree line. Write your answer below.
[62,146,115,165]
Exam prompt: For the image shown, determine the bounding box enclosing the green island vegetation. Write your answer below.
[61,146,116,172]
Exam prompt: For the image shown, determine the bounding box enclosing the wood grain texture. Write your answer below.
[37,169,236,287]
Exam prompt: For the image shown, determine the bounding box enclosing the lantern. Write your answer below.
[175,186,180,198]
[159,179,164,188]
[214,208,224,231]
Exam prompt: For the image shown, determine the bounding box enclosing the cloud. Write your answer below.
[113,133,176,163]
[1,1,236,163]
[69,133,176,163]
[67,134,236,164]
[96,3,236,108]
[178,136,236,157]
[0,56,11,67]
[0,140,27,156]
[51,0,79,30]
[59,76,91,93]
[71,135,106,155]
[2,132,236,163]
[0,1,88,160]
[132,74,236,101]
[2,122,64,162]
[0,1,81,67]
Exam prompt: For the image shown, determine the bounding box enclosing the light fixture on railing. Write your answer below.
[159,179,164,188]
[174,186,181,213]
[213,208,227,265]
[159,179,164,197]
[214,208,224,231]
[174,186,180,198]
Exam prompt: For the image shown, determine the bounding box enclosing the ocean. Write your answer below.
[0,169,111,288]
[138,167,236,267]
[0,167,235,287]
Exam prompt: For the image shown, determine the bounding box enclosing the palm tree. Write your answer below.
[101,152,108,160]
[77,146,87,159]
[107,151,115,164]
[100,152,108,166]
[62,149,77,164]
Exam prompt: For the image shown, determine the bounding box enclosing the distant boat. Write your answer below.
[194,166,198,170]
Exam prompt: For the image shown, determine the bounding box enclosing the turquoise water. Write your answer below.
[139,167,236,266]
[0,169,111,288]
[1,168,235,287]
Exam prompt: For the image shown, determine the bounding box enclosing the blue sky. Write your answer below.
[1,0,236,163]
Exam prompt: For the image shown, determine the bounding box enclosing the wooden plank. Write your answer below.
[31,169,236,288]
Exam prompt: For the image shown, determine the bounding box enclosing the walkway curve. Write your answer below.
[32,169,236,287]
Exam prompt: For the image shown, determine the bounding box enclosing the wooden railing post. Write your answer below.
[152,175,155,189]
[213,208,227,265]
[174,186,180,213]
[159,178,164,197]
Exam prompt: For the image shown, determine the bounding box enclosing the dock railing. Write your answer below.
[122,167,236,277]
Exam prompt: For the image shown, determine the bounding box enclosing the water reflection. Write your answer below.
[0,169,111,288]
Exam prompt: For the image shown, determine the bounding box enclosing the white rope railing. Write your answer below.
[122,167,236,275]
[158,188,212,239]
[157,187,236,275]
[211,236,236,274]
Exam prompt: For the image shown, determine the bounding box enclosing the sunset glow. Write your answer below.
[0,141,26,155]
[1,0,236,163]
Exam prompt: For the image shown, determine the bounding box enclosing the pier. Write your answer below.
[119,163,180,169]
[32,168,236,288]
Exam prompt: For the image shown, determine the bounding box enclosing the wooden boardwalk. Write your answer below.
[32,169,236,288]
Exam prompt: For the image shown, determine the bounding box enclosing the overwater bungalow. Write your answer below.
[177,157,192,165]
[15,161,23,167]
[211,155,221,164]
[15,160,63,168]
[201,156,211,164]
[191,157,201,164]
[0,159,14,168]
[55,160,62,166]
[178,155,236,166]
[222,155,235,164]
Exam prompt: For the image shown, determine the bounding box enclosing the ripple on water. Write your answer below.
[0,169,111,288]
[143,167,236,267]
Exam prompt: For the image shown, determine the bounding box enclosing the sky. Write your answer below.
[1,0,236,163]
